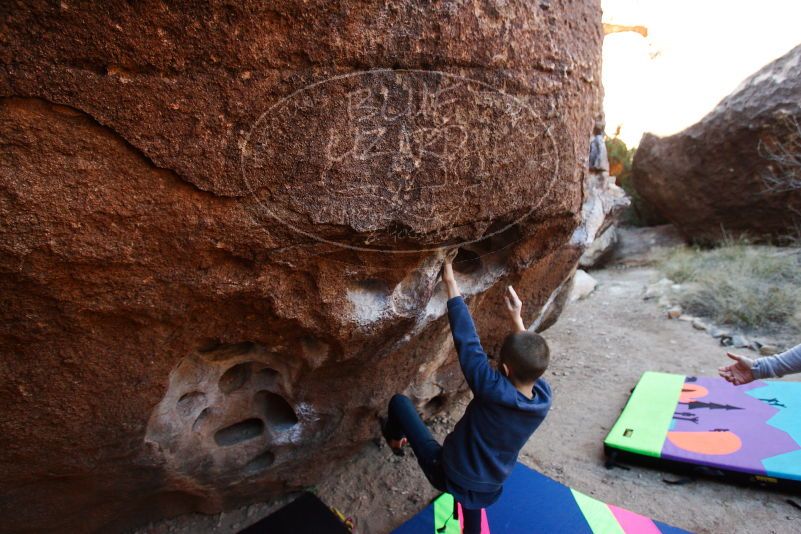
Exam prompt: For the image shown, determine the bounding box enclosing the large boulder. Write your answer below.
[0,2,602,532]
[632,44,801,242]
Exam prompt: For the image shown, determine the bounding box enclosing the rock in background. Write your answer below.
[632,44,801,242]
[579,223,619,268]
[0,2,602,532]
[607,224,684,266]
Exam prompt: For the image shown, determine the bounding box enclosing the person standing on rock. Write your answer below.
[381,252,552,534]
[588,116,609,173]
[719,344,801,384]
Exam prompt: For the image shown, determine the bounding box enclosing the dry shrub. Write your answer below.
[659,239,801,332]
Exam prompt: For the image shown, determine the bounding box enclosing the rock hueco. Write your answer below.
[0,2,602,532]
[632,44,801,242]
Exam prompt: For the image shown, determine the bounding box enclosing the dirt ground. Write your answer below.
[139,264,801,534]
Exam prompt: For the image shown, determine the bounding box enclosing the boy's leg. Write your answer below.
[386,394,447,491]
[461,507,482,534]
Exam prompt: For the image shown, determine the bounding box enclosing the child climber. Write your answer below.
[382,252,552,534]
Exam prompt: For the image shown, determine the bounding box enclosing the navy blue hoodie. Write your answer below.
[441,296,552,508]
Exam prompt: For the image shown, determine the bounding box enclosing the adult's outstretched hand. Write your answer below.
[718,352,755,385]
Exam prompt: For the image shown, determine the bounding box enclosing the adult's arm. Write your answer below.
[753,343,801,379]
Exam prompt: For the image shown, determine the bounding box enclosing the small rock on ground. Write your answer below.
[570,270,598,301]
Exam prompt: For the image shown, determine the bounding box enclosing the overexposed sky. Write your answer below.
[602,0,801,146]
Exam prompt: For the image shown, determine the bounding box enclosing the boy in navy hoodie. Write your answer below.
[382,253,552,534]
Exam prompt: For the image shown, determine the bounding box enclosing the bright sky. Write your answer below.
[602,0,801,146]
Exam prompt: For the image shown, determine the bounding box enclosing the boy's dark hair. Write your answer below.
[499,331,550,382]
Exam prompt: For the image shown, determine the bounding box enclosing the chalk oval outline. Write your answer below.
[240,68,562,254]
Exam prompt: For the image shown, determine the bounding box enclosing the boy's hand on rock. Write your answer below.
[504,285,522,316]
[442,253,456,285]
[504,285,526,332]
[442,249,460,298]
[718,352,755,385]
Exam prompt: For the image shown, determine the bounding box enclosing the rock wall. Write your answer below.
[0,2,602,532]
[632,44,801,242]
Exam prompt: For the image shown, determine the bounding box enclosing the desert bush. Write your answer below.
[606,135,633,180]
[760,115,801,194]
[606,135,665,227]
[659,238,801,332]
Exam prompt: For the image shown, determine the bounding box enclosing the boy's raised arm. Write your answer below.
[504,285,526,333]
[442,252,503,399]
[441,249,461,300]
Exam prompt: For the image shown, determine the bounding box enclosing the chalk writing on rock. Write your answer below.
[241,69,560,252]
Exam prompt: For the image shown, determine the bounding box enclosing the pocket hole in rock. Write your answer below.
[255,366,279,388]
[452,248,482,274]
[423,394,447,417]
[177,391,206,418]
[214,418,265,446]
[481,223,523,252]
[243,450,276,475]
[256,391,299,430]
[355,279,389,292]
[219,362,252,394]
[193,408,212,433]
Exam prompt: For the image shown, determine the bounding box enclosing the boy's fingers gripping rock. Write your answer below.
[440,250,455,280]
[506,286,522,309]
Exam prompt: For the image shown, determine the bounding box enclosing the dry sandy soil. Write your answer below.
[139,265,801,534]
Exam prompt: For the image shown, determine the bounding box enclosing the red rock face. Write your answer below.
[632,44,801,242]
[0,2,601,532]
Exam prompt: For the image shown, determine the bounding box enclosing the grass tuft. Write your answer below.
[658,238,801,332]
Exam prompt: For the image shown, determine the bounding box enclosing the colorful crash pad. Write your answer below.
[605,372,801,490]
[393,462,689,533]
